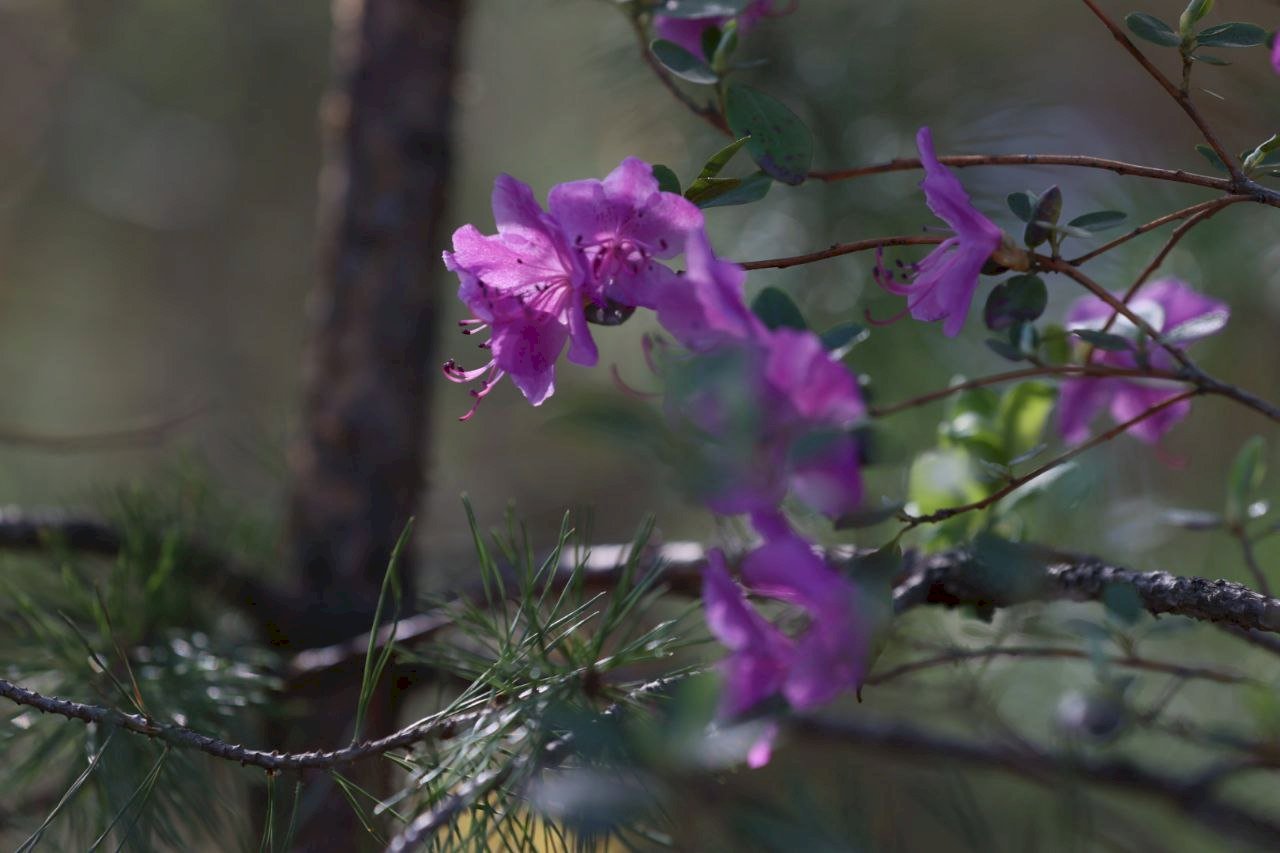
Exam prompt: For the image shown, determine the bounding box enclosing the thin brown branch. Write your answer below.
[901,391,1199,529]
[868,365,1181,419]
[0,676,491,772]
[791,715,1280,850]
[1077,0,1242,183]
[811,154,1232,191]
[0,406,205,453]
[739,235,944,270]
[628,14,730,135]
[1067,196,1247,266]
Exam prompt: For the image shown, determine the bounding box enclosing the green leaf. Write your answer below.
[750,286,807,330]
[652,164,682,195]
[1125,12,1183,47]
[694,136,750,183]
[710,20,739,72]
[985,338,1028,362]
[688,172,773,209]
[700,24,722,63]
[1196,143,1229,172]
[1180,0,1214,35]
[984,274,1048,331]
[1071,329,1133,351]
[725,84,813,185]
[1007,191,1037,222]
[998,381,1056,461]
[1189,52,1231,65]
[819,321,870,359]
[1023,185,1062,248]
[1195,22,1267,48]
[698,172,773,208]
[651,0,751,19]
[1067,210,1128,232]
[1037,324,1072,365]
[1226,436,1267,524]
[1161,307,1228,344]
[1102,582,1144,625]
[650,39,718,84]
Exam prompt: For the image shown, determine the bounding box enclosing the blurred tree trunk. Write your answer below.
[280,0,465,846]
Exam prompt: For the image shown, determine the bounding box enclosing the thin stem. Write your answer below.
[902,390,1199,529]
[628,14,730,135]
[811,154,1232,192]
[1037,257,1195,370]
[739,235,944,270]
[1235,530,1271,598]
[1077,0,1243,183]
[869,365,1181,419]
[1067,197,1247,266]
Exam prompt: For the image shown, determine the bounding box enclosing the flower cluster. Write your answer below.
[442,158,702,419]
[443,157,873,744]
[1058,278,1229,445]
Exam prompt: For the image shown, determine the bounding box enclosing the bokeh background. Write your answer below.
[1,0,1279,846]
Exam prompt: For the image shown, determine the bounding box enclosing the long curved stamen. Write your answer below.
[458,367,505,422]
[610,364,661,400]
[864,304,911,327]
[442,359,492,383]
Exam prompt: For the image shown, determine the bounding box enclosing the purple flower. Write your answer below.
[662,326,865,520]
[875,127,1003,337]
[443,174,596,418]
[548,157,703,310]
[654,1,794,59]
[702,536,866,725]
[1057,278,1228,444]
[654,230,766,351]
[1272,35,1280,74]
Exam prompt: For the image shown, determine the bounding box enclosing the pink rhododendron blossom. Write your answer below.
[702,537,866,729]
[662,326,865,520]
[548,157,703,310]
[1057,278,1229,444]
[1273,36,1280,74]
[654,230,766,351]
[654,1,794,59]
[442,175,597,418]
[874,127,1003,337]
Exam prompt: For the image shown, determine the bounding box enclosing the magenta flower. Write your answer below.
[654,230,766,351]
[442,175,596,419]
[874,127,1003,337]
[1057,278,1229,444]
[661,326,865,521]
[1272,35,1280,74]
[548,157,703,310]
[654,1,794,59]
[702,536,866,729]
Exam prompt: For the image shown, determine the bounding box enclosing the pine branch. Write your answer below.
[0,677,491,772]
[291,540,1280,678]
[0,506,290,621]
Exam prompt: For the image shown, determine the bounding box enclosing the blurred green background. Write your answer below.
[2,1,1280,848]
[0,0,1275,583]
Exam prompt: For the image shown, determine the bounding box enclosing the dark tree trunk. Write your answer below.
[279,0,465,847]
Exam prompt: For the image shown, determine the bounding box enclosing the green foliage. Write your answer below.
[650,39,718,84]
[750,286,807,331]
[1125,12,1182,47]
[0,474,281,849]
[725,84,813,185]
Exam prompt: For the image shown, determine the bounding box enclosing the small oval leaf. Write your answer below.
[650,39,718,85]
[1125,12,1183,47]
[725,84,814,185]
